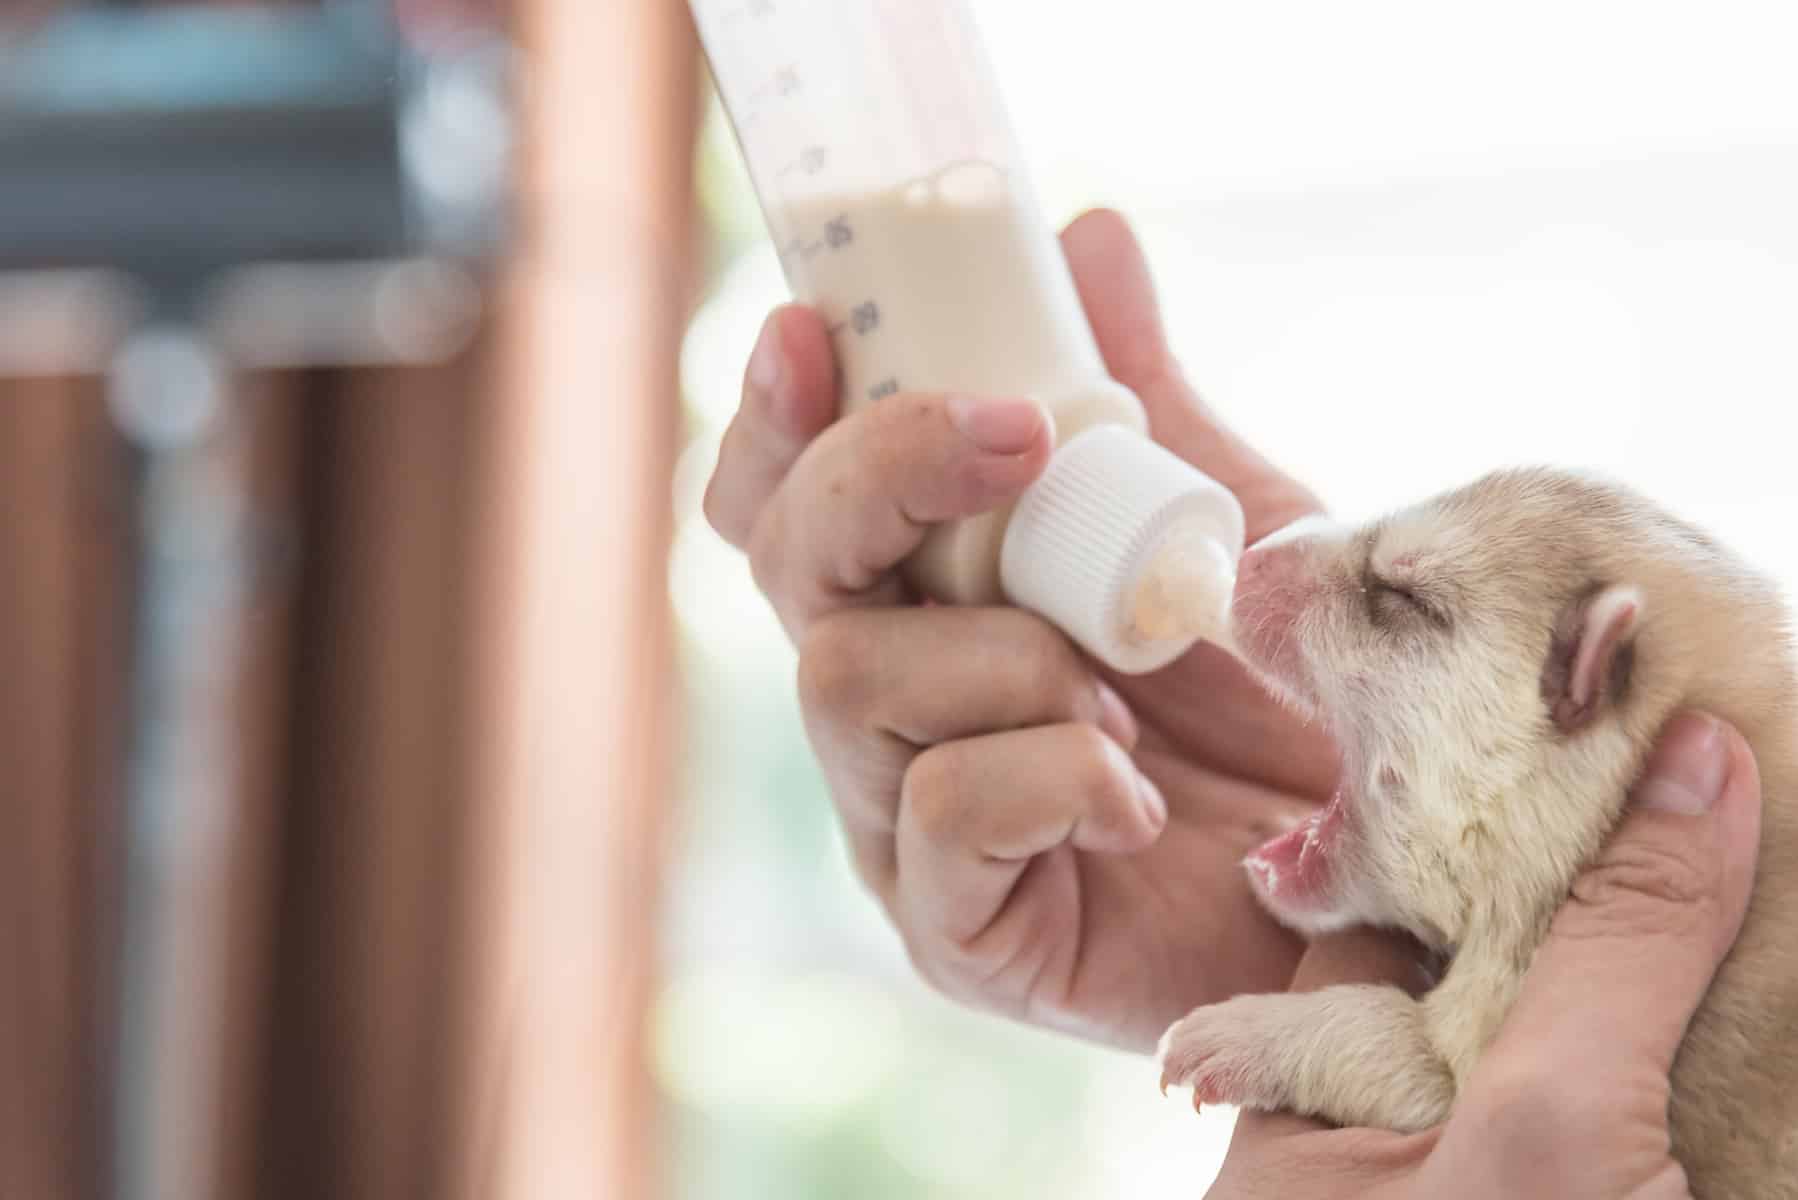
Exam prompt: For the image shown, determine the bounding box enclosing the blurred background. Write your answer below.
[2,2,1795,1199]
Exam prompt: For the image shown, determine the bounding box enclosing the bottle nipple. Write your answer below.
[999,423,1245,675]
[1125,526,1235,650]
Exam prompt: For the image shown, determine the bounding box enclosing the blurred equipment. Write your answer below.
[0,3,511,1199]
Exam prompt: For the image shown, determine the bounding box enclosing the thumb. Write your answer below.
[1057,209,1321,542]
[1494,711,1761,1087]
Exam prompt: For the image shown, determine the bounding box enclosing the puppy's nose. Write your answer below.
[1236,537,1307,593]
[1230,530,1323,678]
[1237,513,1333,582]
[1237,543,1276,585]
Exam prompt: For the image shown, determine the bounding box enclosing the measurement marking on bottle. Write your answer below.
[780,215,851,266]
[748,66,802,107]
[868,378,900,401]
[850,301,880,335]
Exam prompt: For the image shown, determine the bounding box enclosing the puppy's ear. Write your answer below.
[1542,584,1642,733]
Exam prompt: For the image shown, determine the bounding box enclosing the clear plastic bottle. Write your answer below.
[691,0,1244,673]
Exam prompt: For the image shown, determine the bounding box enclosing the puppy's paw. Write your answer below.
[1158,986,1455,1132]
[1157,995,1298,1114]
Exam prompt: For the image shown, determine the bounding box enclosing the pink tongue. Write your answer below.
[1244,793,1346,912]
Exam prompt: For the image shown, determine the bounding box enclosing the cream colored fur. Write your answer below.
[1158,468,1798,1199]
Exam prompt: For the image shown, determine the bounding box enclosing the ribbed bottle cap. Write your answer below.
[999,425,1245,674]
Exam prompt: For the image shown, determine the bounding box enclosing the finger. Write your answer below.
[798,605,1136,772]
[1208,1124,1430,1199]
[1059,210,1322,542]
[798,607,1139,898]
[1490,711,1760,1088]
[749,391,1052,637]
[1287,929,1438,997]
[1230,930,1438,1147]
[801,606,1138,865]
[1058,209,1178,400]
[703,305,839,548]
[894,723,1163,952]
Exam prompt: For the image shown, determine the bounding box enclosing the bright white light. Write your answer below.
[680,242,788,434]
[875,1055,1020,1189]
[652,968,905,1129]
[670,515,793,673]
[1081,1049,1241,1195]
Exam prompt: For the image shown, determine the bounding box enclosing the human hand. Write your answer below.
[1199,712,1761,1199]
[703,208,1335,1051]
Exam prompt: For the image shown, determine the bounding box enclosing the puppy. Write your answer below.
[1158,468,1798,1197]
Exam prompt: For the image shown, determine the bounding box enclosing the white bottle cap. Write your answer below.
[999,424,1245,674]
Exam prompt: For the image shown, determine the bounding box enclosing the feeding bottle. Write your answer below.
[690,0,1244,673]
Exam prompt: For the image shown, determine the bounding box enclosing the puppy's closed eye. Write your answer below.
[1365,575,1448,629]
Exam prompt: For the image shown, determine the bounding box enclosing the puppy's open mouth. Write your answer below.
[1244,789,1347,911]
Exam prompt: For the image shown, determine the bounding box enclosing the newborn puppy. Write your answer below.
[1157,468,1798,1197]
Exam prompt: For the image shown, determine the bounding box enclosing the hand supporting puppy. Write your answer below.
[1180,714,1760,1199]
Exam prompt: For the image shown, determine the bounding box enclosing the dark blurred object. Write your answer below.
[0,0,511,302]
[0,3,511,1200]
[0,6,408,295]
[0,388,122,1200]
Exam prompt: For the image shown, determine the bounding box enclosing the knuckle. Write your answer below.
[862,393,948,478]
[898,929,966,1001]
[914,927,1002,1006]
[845,839,889,898]
[888,896,988,1004]
[897,931,939,988]
[1561,837,1720,939]
[744,508,786,600]
[813,450,861,511]
[700,472,729,537]
[865,388,938,440]
[1007,615,1085,709]
[1066,723,1131,805]
[699,433,743,543]
[1471,1056,1662,1160]
[902,745,969,846]
[924,934,984,993]
[795,614,873,719]
[1471,1061,1594,1154]
[839,828,898,906]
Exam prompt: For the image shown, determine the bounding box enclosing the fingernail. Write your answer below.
[1095,683,1139,749]
[748,318,786,405]
[1136,771,1168,831]
[1635,713,1728,815]
[948,395,1045,454]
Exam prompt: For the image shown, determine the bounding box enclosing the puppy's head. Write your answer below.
[1231,468,1742,945]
